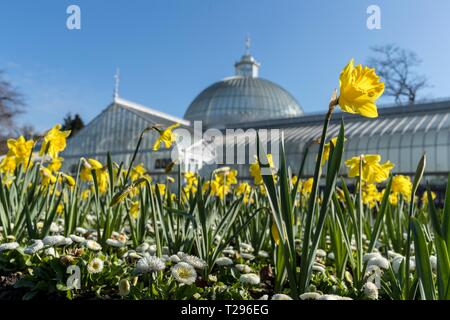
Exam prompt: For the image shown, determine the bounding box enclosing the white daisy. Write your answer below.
[148,244,157,255]
[363,252,382,262]
[430,256,437,272]
[169,255,181,263]
[63,237,73,246]
[216,257,233,266]
[363,281,379,300]
[367,256,390,269]
[0,242,19,252]
[122,250,142,260]
[24,240,44,255]
[315,249,327,258]
[312,264,326,273]
[235,264,253,273]
[87,258,104,274]
[208,274,217,283]
[136,243,150,253]
[240,253,255,261]
[239,243,254,253]
[258,250,269,258]
[239,273,260,285]
[392,255,415,273]
[85,240,102,251]
[119,279,130,296]
[182,255,207,269]
[222,249,236,256]
[388,250,402,259]
[271,294,293,300]
[75,227,88,235]
[171,262,197,285]
[318,294,351,300]
[69,234,85,243]
[259,295,269,300]
[409,257,416,272]
[106,238,126,248]
[43,235,67,246]
[300,292,322,300]
[111,231,120,238]
[49,222,60,233]
[136,254,166,274]
[44,247,56,257]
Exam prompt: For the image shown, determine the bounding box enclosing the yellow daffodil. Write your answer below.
[338,59,385,118]
[322,136,346,166]
[80,158,104,182]
[81,189,91,200]
[236,182,252,204]
[152,123,180,151]
[389,192,399,206]
[184,171,198,187]
[96,168,109,193]
[236,182,251,197]
[391,175,412,200]
[301,178,314,196]
[422,191,437,205]
[130,163,146,181]
[259,184,267,196]
[291,175,298,186]
[345,154,394,184]
[362,183,380,208]
[215,169,238,186]
[2,176,14,188]
[183,172,198,196]
[80,159,109,193]
[166,176,175,183]
[215,184,231,200]
[62,174,76,187]
[249,154,275,185]
[130,201,139,219]
[7,136,34,160]
[56,203,64,215]
[48,157,63,172]
[203,180,219,195]
[212,169,238,200]
[0,156,16,175]
[156,183,166,196]
[271,223,280,246]
[40,166,57,186]
[39,124,71,159]
[6,136,34,169]
[336,187,345,202]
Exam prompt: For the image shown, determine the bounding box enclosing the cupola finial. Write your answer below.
[245,34,251,55]
[234,36,260,78]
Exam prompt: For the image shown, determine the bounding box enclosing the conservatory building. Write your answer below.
[61,50,450,186]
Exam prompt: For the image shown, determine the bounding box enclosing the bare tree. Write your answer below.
[368,44,428,104]
[14,124,39,140]
[0,71,25,154]
[0,70,24,135]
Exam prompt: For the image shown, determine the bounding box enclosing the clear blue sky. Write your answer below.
[1,0,450,131]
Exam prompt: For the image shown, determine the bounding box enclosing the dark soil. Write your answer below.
[0,272,26,300]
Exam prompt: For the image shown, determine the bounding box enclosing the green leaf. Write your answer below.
[442,173,450,254]
[368,175,393,252]
[411,217,435,300]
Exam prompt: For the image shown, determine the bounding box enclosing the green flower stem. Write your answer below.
[298,96,337,293]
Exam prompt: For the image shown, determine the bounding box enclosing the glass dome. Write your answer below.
[184,52,303,128]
